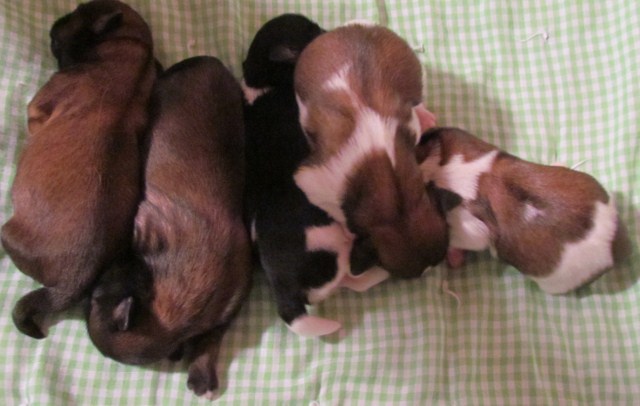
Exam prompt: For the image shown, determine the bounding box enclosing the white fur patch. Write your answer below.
[447,206,492,251]
[343,19,376,27]
[532,200,618,294]
[288,315,342,337]
[437,151,499,201]
[323,64,352,92]
[296,94,309,130]
[241,79,271,105]
[250,218,257,242]
[340,266,390,292]
[523,203,544,222]
[294,107,399,222]
[305,223,352,304]
[203,391,216,401]
[436,150,498,200]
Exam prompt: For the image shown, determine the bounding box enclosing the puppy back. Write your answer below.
[146,56,245,216]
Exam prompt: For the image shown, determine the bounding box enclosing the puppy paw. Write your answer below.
[446,248,466,269]
[187,363,219,398]
[12,294,47,339]
[341,266,390,292]
[288,315,341,337]
[203,390,217,401]
[414,103,437,132]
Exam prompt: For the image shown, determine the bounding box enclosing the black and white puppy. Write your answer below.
[243,14,388,337]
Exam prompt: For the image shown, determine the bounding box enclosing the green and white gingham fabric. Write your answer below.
[1,1,639,404]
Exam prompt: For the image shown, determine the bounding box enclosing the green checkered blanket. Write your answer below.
[1,1,638,404]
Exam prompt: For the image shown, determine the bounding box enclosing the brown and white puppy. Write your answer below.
[416,127,631,294]
[87,56,252,398]
[293,23,448,279]
[0,0,157,339]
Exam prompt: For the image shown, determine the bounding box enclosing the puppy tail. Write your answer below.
[12,286,78,339]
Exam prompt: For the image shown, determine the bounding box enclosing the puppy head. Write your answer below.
[50,0,152,69]
[87,258,180,365]
[242,14,324,89]
[343,127,449,278]
[385,127,449,276]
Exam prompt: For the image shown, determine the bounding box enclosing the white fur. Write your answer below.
[447,206,492,251]
[323,64,351,92]
[240,79,271,105]
[294,107,399,222]
[250,218,257,242]
[343,19,376,27]
[532,199,618,294]
[288,315,342,337]
[305,223,352,304]
[437,151,499,201]
[296,94,310,129]
[340,266,390,292]
[523,203,544,222]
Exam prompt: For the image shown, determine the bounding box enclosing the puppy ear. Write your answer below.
[416,128,443,164]
[92,10,124,35]
[426,182,462,215]
[113,296,134,331]
[268,45,299,63]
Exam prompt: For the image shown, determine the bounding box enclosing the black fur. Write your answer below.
[243,14,339,327]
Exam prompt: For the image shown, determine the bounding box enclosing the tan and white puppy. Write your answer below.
[1,0,157,338]
[416,127,631,294]
[294,24,448,279]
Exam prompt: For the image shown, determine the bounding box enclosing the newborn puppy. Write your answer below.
[243,14,387,337]
[0,0,157,338]
[87,56,251,398]
[416,127,631,294]
[294,23,448,279]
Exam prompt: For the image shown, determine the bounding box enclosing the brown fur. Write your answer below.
[295,24,422,160]
[417,127,631,280]
[1,0,156,338]
[294,24,448,277]
[87,56,251,397]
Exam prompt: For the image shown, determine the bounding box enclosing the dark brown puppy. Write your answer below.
[1,0,156,338]
[87,56,252,398]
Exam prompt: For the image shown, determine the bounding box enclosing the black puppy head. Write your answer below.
[242,13,324,88]
[50,0,152,69]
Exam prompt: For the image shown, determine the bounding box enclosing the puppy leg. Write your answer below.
[288,314,342,337]
[446,248,466,268]
[277,284,341,337]
[414,103,437,132]
[268,270,341,337]
[340,266,390,292]
[186,327,227,399]
[12,286,77,338]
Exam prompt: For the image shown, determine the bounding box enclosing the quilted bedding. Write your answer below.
[0,1,638,404]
